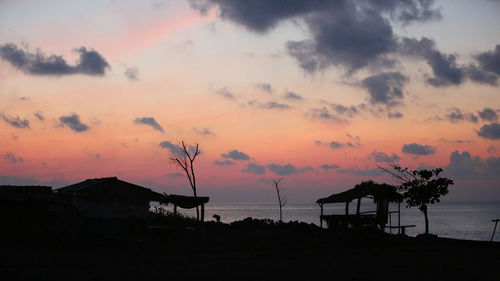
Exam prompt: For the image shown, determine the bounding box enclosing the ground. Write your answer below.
[1,219,498,281]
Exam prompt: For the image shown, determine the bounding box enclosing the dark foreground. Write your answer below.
[1,219,499,281]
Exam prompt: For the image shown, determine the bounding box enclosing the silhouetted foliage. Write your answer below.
[272,178,287,222]
[169,140,201,220]
[381,165,454,235]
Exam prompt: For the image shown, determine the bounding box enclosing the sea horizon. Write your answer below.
[164,200,500,242]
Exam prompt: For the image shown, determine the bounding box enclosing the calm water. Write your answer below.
[164,201,500,241]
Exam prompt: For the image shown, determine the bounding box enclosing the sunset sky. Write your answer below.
[1,0,499,203]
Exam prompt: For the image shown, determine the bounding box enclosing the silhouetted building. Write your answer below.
[317,181,403,231]
[56,177,166,238]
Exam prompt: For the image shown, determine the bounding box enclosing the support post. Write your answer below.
[201,203,205,222]
[356,198,361,215]
[320,204,324,228]
[398,201,401,234]
[173,204,177,215]
[345,201,349,215]
[491,219,499,241]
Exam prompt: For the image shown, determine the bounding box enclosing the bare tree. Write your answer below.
[169,140,201,220]
[272,178,287,223]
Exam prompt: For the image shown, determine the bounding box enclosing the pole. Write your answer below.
[398,201,401,235]
[491,219,499,242]
[320,204,324,228]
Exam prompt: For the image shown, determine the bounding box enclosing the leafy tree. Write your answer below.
[381,165,454,235]
[170,140,201,220]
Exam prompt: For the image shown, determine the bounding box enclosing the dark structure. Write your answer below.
[55,177,167,238]
[317,181,405,232]
[0,185,55,239]
[164,194,209,222]
[0,177,210,241]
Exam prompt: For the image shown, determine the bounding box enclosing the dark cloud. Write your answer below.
[267,163,313,175]
[242,163,266,175]
[398,38,500,87]
[329,141,345,149]
[248,100,290,110]
[33,111,44,121]
[1,114,30,129]
[283,91,303,101]
[255,83,273,93]
[316,135,360,149]
[124,67,139,81]
[306,107,347,124]
[439,138,474,144]
[445,151,500,180]
[444,107,478,123]
[387,111,403,119]
[214,160,235,166]
[465,65,499,86]
[190,1,439,73]
[402,143,436,155]
[287,4,397,73]
[399,37,466,87]
[477,123,500,140]
[221,149,250,161]
[215,87,235,99]
[167,172,183,178]
[346,133,361,148]
[59,113,89,132]
[193,127,215,136]
[134,117,165,132]
[371,151,401,163]
[2,152,23,163]
[319,163,340,170]
[475,45,500,76]
[478,108,498,122]
[159,141,185,157]
[329,103,360,118]
[338,168,382,176]
[188,0,333,33]
[0,43,109,76]
[369,0,441,24]
[361,72,408,107]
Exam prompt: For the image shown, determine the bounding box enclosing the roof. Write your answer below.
[56,177,165,202]
[0,185,54,202]
[165,194,209,209]
[316,181,402,204]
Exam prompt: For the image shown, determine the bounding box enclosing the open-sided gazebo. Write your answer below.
[317,181,403,232]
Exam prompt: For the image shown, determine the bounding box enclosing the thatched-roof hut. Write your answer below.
[317,181,402,231]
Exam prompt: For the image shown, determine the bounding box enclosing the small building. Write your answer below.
[56,177,165,220]
[56,177,167,237]
[317,181,403,231]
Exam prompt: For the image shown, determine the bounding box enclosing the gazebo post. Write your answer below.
[200,203,205,222]
[345,201,349,215]
[398,201,401,234]
[319,203,324,228]
[356,197,361,215]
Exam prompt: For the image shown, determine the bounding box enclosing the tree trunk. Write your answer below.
[420,204,429,235]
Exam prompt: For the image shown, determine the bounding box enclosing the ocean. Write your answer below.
[166,201,500,242]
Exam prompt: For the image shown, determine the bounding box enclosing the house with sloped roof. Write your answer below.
[56,177,165,220]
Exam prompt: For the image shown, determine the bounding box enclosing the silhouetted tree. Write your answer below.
[381,165,454,235]
[272,178,287,222]
[170,140,201,220]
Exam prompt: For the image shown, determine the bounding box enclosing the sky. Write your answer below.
[1,0,499,203]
